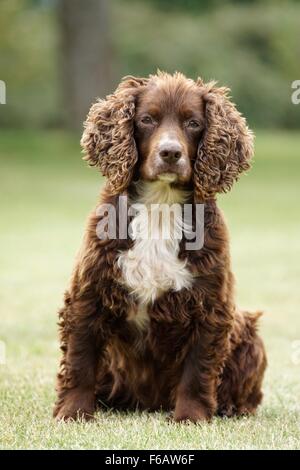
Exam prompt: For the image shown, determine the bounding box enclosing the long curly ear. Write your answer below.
[194,79,254,201]
[81,76,148,195]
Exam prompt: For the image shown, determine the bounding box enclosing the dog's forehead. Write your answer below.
[138,77,203,116]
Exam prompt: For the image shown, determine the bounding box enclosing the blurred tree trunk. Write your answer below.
[58,0,112,130]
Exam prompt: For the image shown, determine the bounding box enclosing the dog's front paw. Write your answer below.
[53,388,95,422]
[173,398,212,423]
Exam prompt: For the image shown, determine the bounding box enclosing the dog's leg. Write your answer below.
[53,293,103,421]
[217,312,267,417]
[174,346,217,423]
[174,319,232,423]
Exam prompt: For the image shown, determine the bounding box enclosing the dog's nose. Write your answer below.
[159,142,182,164]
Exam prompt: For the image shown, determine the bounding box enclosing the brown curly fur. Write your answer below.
[53,72,266,422]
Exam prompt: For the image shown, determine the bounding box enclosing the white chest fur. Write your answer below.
[117,181,193,314]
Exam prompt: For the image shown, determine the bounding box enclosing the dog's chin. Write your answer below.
[157,172,178,184]
[140,164,191,186]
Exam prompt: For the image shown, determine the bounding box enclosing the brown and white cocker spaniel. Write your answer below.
[53,72,267,422]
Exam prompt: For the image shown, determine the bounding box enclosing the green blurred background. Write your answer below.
[0,0,300,130]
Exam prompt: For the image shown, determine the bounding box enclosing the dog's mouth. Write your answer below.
[140,152,192,185]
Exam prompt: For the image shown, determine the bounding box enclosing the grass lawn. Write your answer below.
[0,129,300,450]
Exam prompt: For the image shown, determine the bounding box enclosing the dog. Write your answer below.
[53,72,267,422]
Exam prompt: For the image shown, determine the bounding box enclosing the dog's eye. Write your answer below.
[186,119,201,129]
[141,115,155,125]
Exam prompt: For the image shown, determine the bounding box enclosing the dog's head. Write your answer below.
[81,72,253,200]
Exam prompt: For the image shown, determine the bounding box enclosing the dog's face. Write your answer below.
[134,79,205,185]
[81,72,254,200]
